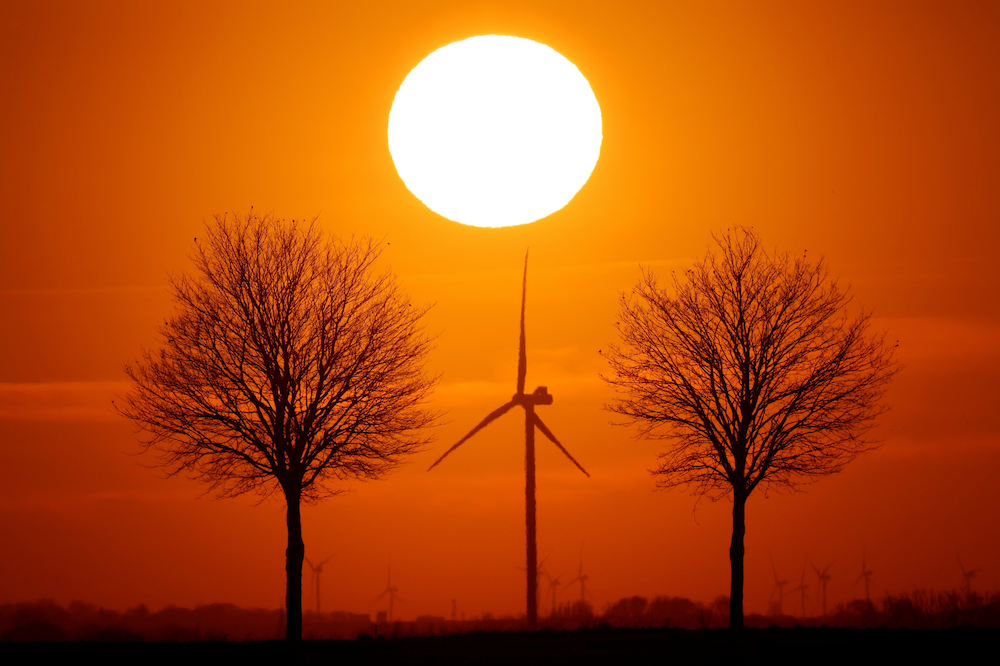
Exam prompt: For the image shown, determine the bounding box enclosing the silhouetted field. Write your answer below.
[3,589,998,644]
[2,626,995,665]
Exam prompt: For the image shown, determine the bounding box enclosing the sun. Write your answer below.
[388,35,603,228]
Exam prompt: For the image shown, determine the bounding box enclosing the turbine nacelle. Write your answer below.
[515,387,553,406]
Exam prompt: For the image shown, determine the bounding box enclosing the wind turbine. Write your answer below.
[518,551,553,610]
[789,565,810,617]
[544,570,565,617]
[373,560,404,623]
[854,549,873,603]
[959,557,980,597]
[770,556,789,615]
[428,252,590,630]
[304,554,334,613]
[565,552,591,606]
[812,561,834,616]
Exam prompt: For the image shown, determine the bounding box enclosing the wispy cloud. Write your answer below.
[0,381,130,421]
[0,286,164,296]
[878,316,1000,362]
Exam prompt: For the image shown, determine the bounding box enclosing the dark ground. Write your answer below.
[1,627,994,665]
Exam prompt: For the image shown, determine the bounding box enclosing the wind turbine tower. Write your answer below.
[305,554,333,613]
[856,549,873,603]
[770,556,789,615]
[812,561,834,616]
[789,565,810,617]
[959,557,981,597]
[374,561,404,623]
[428,252,590,630]
[565,552,590,606]
[545,571,565,617]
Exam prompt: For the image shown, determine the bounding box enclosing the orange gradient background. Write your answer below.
[1,0,998,619]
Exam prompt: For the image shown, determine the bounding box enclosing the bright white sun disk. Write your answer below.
[388,35,603,228]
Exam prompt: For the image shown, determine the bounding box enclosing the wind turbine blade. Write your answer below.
[305,556,315,570]
[517,250,528,395]
[373,589,389,603]
[319,555,334,567]
[427,401,517,471]
[533,414,590,477]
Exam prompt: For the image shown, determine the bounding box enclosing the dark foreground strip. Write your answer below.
[1,626,995,665]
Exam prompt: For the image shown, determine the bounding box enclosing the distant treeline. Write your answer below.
[3,589,998,641]
[566,590,1000,631]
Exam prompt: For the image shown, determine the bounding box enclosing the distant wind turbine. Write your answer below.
[428,251,590,630]
[854,548,873,603]
[959,557,981,597]
[565,551,591,606]
[373,560,404,623]
[305,554,334,613]
[789,564,810,617]
[544,570,565,617]
[518,551,553,608]
[812,561,834,616]
[770,556,789,615]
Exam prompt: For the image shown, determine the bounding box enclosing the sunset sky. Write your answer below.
[2,0,998,621]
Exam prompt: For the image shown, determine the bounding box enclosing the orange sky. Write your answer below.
[1,0,998,620]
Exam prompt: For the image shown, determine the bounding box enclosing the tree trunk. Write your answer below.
[525,404,538,631]
[285,487,305,642]
[729,490,746,629]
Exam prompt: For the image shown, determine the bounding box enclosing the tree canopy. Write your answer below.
[118,211,436,639]
[603,227,898,627]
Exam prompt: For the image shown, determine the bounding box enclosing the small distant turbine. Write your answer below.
[373,560,405,623]
[959,557,981,597]
[854,549,874,603]
[812,561,834,616]
[544,570,565,617]
[520,551,553,607]
[305,554,334,613]
[789,565,810,617]
[564,552,591,606]
[770,556,789,615]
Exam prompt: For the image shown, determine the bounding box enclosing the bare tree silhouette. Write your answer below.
[117,211,436,642]
[428,252,589,630]
[603,227,898,628]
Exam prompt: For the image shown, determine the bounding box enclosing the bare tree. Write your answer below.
[602,227,898,629]
[118,211,436,641]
